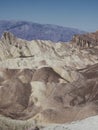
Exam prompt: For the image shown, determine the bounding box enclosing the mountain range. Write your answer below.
[0,20,85,42]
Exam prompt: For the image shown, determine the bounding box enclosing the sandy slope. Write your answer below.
[41,115,98,130]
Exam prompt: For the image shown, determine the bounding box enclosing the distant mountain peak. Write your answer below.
[0,20,85,42]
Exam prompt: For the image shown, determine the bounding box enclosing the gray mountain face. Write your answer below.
[0,20,85,42]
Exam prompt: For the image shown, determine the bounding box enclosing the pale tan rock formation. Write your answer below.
[0,32,98,129]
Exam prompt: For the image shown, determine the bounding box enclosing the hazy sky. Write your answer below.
[0,0,98,31]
